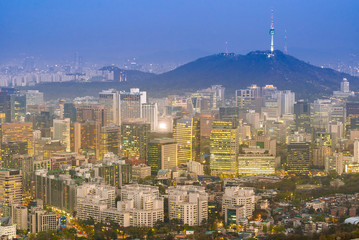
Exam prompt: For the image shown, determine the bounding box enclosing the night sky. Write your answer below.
[0,0,358,65]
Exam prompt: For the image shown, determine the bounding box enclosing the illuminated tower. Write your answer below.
[269,10,275,53]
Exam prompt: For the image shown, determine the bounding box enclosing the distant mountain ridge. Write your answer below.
[26,50,358,100]
[147,50,358,98]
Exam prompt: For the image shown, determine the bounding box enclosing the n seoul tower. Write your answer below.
[269,10,275,54]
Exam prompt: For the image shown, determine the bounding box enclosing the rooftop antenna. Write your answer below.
[284,29,288,54]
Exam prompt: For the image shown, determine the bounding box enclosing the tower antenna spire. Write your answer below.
[269,9,275,54]
[284,29,288,54]
[225,41,228,54]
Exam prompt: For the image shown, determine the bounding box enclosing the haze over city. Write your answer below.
[0,1,359,240]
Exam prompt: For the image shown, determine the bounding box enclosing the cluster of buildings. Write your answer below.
[0,75,358,238]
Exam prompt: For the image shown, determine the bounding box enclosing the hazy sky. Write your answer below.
[0,0,358,65]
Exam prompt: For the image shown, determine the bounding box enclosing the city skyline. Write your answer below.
[1,1,359,239]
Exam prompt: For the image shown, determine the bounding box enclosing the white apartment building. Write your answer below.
[117,184,164,227]
[76,183,116,222]
[10,204,28,231]
[222,187,255,219]
[168,185,208,226]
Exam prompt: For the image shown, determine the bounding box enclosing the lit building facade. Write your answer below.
[121,121,150,159]
[210,120,239,177]
[173,117,200,165]
[287,142,310,174]
[147,138,177,175]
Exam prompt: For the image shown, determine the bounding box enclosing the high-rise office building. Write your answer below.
[99,89,119,125]
[173,117,200,166]
[168,186,208,226]
[94,153,132,187]
[147,138,177,175]
[99,124,121,159]
[1,122,34,155]
[10,94,26,121]
[311,99,332,131]
[235,85,262,112]
[0,169,22,208]
[210,120,239,177]
[0,91,11,123]
[312,146,331,167]
[121,121,150,159]
[211,85,225,107]
[287,142,310,174]
[280,90,295,115]
[53,118,71,152]
[294,100,311,132]
[119,89,146,124]
[76,104,107,127]
[70,121,100,157]
[1,141,28,168]
[63,103,77,122]
[141,103,158,131]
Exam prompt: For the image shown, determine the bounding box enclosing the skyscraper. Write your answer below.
[280,90,295,115]
[0,91,11,123]
[210,120,239,177]
[147,138,177,175]
[119,91,142,124]
[0,169,22,208]
[53,118,71,152]
[141,103,158,131]
[118,88,147,125]
[1,122,34,155]
[235,85,262,112]
[310,99,332,132]
[99,89,119,126]
[294,100,311,132]
[76,104,107,127]
[99,124,121,159]
[1,141,28,169]
[63,103,77,122]
[121,121,150,159]
[287,142,310,174]
[70,121,100,157]
[10,93,26,122]
[173,117,200,165]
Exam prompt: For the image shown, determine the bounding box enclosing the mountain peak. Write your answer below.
[145,50,357,99]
